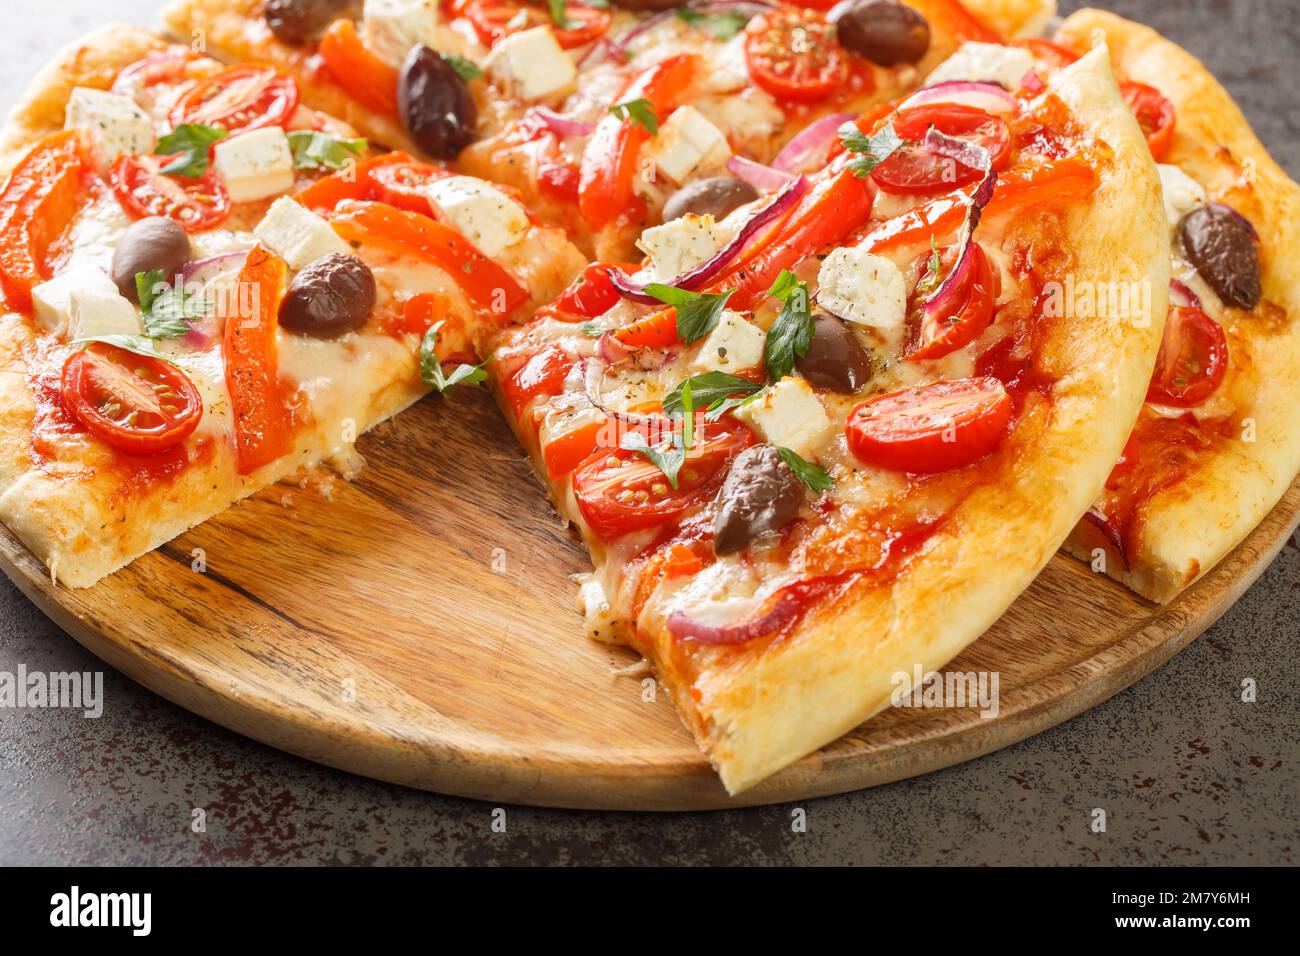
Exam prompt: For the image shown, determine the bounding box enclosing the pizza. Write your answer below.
[0,25,584,587]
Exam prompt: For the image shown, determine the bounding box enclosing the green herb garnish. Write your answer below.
[642,283,734,344]
[609,97,660,135]
[155,124,228,178]
[663,371,765,419]
[776,446,834,493]
[287,131,367,171]
[419,321,487,393]
[135,270,210,339]
[763,269,813,381]
[839,121,903,178]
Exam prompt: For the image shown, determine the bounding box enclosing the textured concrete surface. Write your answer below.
[1,0,1297,865]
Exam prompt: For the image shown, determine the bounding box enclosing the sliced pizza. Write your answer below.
[0,25,584,587]
[483,44,1169,791]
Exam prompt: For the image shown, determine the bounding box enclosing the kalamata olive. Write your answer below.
[1179,203,1262,309]
[662,177,760,223]
[796,312,874,393]
[714,445,807,555]
[278,253,376,338]
[398,45,477,160]
[264,0,358,46]
[833,0,931,66]
[111,217,193,301]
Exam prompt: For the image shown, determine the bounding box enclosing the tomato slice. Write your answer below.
[1120,81,1176,162]
[224,246,293,474]
[744,10,847,103]
[465,0,611,49]
[293,151,412,212]
[578,54,698,229]
[1146,306,1228,407]
[500,344,575,417]
[0,130,86,314]
[368,160,452,213]
[60,343,203,456]
[573,416,755,539]
[168,65,298,133]
[553,262,621,318]
[318,18,399,116]
[109,154,231,233]
[872,104,1012,196]
[846,376,1012,473]
[111,49,203,96]
[906,242,998,360]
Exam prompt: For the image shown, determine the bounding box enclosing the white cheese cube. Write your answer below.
[424,176,530,258]
[254,197,351,271]
[64,87,154,173]
[1158,164,1206,229]
[362,0,441,68]
[926,42,1035,89]
[484,27,576,102]
[31,261,119,337]
[816,247,908,330]
[636,214,726,282]
[647,106,731,186]
[691,310,766,374]
[699,35,750,94]
[212,127,295,204]
[736,377,834,460]
[69,287,142,340]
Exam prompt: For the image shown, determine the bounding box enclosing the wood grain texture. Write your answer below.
[2,385,1296,810]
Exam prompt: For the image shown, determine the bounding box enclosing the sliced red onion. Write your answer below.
[528,106,595,138]
[609,0,776,59]
[920,131,997,322]
[726,155,795,191]
[180,249,249,287]
[771,112,856,174]
[583,358,664,430]
[597,330,633,365]
[666,591,800,645]
[1169,278,1202,309]
[578,38,613,69]
[1019,69,1046,94]
[1206,202,1259,242]
[900,80,1019,115]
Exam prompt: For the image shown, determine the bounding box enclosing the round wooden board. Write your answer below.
[3,387,1298,810]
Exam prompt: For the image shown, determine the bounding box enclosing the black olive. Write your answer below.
[714,445,807,555]
[111,217,193,301]
[796,312,874,393]
[833,0,931,66]
[278,253,376,338]
[1179,203,1262,309]
[662,177,759,223]
[264,0,358,47]
[398,45,478,160]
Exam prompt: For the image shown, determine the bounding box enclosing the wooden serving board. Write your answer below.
[3,386,1298,810]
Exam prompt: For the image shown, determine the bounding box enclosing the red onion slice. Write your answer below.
[527,106,595,138]
[900,80,1019,115]
[583,358,666,430]
[920,131,997,322]
[1019,69,1046,94]
[1169,278,1202,309]
[609,0,776,59]
[666,591,800,645]
[726,155,795,191]
[771,112,856,174]
[180,249,249,287]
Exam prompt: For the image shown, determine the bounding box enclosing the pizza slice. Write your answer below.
[1032,11,1300,602]
[160,0,1057,257]
[0,25,584,587]
[483,43,1170,791]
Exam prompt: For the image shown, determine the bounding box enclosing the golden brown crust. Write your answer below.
[1057,9,1300,602]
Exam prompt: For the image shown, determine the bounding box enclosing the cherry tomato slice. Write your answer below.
[1120,81,1176,162]
[465,0,612,49]
[906,242,999,360]
[744,10,847,103]
[368,160,452,213]
[846,376,1012,473]
[573,416,755,539]
[554,262,621,318]
[109,154,231,233]
[873,103,1012,196]
[60,343,203,456]
[168,65,298,134]
[1146,306,1228,407]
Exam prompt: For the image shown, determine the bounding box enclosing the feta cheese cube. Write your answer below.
[212,127,295,204]
[362,0,441,68]
[647,106,731,186]
[254,197,351,271]
[926,42,1035,89]
[69,287,142,340]
[736,377,834,459]
[636,214,726,282]
[691,310,766,374]
[816,247,908,330]
[64,87,154,172]
[424,176,530,258]
[1158,164,1206,229]
[484,27,576,102]
[31,261,119,337]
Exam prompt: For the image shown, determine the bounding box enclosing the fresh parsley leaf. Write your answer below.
[70,334,179,365]
[419,321,487,393]
[679,379,695,450]
[441,52,484,81]
[642,283,734,344]
[286,131,368,171]
[155,124,228,177]
[839,121,902,178]
[675,7,748,40]
[663,371,764,418]
[777,446,834,493]
[915,236,943,296]
[609,97,659,135]
[579,321,605,337]
[763,269,813,381]
[704,387,765,422]
[620,431,686,489]
[135,270,210,339]
[546,0,573,30]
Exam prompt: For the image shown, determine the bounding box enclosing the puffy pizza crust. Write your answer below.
[1057,10,1300,602]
